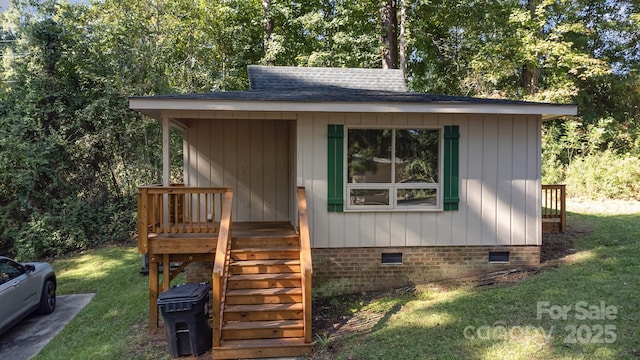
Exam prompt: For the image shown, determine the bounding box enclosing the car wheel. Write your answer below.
[36,279,56,314]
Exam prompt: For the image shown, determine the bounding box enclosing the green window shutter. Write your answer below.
[327,124,344,212]
[443,125,460,211]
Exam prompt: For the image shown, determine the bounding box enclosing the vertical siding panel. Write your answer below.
[312,114,330,247]
[184,123,195,186]
[405,213,422,246]
[275,121,290,221]
[289,121,297,222]
[451,115,468,245]
[482,116,498,245]
[210,120,224,187]
[526,116,542,245]
[344,214,361,247]
[327,114,345,247]
[297,115,318,245]
[182,128,188,184]
[196,119,209,187]
[235,120,251,221]
[496,116,513,245]
[374,213,391,246]
[223,120,238,221]
[406,113,422,127]
[250,120,264,220]
[511,118,527,245]
[263,121,277,220]
[466,116,484,245]
[390,212,407,247]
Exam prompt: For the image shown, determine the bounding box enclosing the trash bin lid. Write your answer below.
[157,283,209,305]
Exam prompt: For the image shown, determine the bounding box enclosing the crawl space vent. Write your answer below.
[381,253,403,264]
[488,251,510,263]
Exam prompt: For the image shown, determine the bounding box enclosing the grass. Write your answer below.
[31,202,640,359]
[32,246,171,360]
[315,204,640,360]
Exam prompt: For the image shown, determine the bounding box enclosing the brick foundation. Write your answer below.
[311,246,540,297]
[186,246,540,297]
[186,262,213,284]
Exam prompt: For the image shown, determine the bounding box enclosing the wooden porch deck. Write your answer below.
[138,186,313,359]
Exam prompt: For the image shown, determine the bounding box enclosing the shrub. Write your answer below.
[565,150,640,200]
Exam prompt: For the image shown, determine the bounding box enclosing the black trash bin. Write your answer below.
[157,282,212,357]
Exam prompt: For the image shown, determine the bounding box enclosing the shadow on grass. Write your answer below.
[324,211,640,360]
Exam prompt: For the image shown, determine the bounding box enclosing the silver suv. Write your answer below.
[0,256,56,336]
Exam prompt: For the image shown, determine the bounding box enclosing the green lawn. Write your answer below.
[33,204,640,359]
[33,246,169,360]
[318,206,640,360]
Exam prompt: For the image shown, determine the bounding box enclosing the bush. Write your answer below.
[565,150,640,200]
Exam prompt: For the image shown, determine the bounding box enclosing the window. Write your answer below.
[0,259,26,285]
[346,128,441,210]
[327,124,458,212]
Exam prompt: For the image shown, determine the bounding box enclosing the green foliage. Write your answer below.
[566,151,640,200]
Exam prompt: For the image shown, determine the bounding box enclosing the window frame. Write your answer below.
[344,125,444,211]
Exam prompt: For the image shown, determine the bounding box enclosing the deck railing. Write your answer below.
[212,191,233,347]
[542,184,566,233]
[137,185,232,253]
[297,187,313,344]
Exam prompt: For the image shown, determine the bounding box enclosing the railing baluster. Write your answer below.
[542,184,566,233]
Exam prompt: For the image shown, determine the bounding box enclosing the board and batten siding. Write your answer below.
[296,112,542,248]
[182,117,292,222]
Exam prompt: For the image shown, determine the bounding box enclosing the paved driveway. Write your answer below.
[0,293,95,360]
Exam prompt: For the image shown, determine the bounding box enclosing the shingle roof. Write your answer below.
[129,65,578,121]
[247,65,407,92]
[139,88,550,105]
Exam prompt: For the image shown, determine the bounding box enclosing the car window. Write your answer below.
[0,259,26,285]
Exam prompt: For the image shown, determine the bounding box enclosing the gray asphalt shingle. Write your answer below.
[248,65,407,92]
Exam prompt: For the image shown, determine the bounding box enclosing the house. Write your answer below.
[130,65,576,358]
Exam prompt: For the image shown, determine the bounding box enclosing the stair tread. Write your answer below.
[223,319,303,330]
[225,303,303,313]
[232,233,300,240]
[226,287,302,296]
[216,337,309,349]
[230,259,300,266]
[228,273,301,280]
[231,247,299,252]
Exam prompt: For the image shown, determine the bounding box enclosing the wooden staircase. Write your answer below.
[212,226,312,359]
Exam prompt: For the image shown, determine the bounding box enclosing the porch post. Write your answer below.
[162,116,170,231]
[162,116,170,187]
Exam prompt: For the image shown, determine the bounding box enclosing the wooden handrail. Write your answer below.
[212,190,233,348]
[137,189,149,254]
[136,186,233,249]
[542,184,566,232]
[297,187,313,344]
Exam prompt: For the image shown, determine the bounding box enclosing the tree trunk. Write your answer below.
[399,0,407,81]
[263,0,274,65]
[521,0,539,93]
[381,0,398,69]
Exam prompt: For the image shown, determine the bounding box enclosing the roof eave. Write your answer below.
[129,98,577,120]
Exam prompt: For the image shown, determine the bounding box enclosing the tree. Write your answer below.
[381,0,398,69]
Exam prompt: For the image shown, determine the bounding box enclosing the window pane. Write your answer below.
[397,189,437,207]
[349,189,390,206]
[348,129,392,183]
[395,129,439,183]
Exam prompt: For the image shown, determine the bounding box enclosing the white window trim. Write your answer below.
[344,126,444,212]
